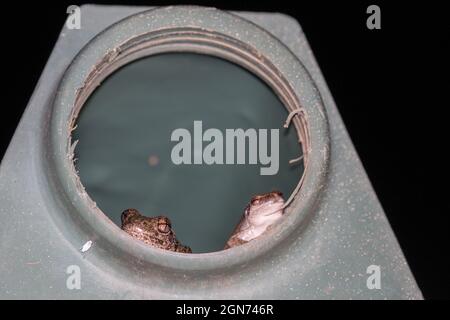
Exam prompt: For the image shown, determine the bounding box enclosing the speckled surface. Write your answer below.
[0,5,422,299]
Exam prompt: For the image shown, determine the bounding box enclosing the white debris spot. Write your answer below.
[80,240,93,253]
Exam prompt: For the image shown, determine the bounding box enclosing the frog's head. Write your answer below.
[121,209,172,233]
[249,191,284,211]
[246,191,285,221]
[120,209,191,253]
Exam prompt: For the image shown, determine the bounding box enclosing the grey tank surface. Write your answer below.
[0,5,422,299]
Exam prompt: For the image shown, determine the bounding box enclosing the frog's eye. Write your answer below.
[157,217,171,234]
[250,194,265,205]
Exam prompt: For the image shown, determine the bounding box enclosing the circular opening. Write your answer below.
[72,52,304,253]
[50,7,329,272]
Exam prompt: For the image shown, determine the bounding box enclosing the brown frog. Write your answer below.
[121,208,192,253]
[224,191,285,249]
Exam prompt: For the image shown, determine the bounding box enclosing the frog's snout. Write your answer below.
[121,208,140,225]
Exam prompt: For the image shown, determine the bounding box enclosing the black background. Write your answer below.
[1,1,448,299]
